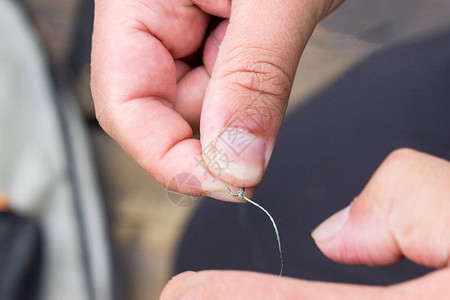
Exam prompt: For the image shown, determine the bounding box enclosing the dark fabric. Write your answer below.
[0,212,42,300]
[174,28,450,285]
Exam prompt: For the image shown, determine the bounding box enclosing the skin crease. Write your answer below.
[91,0,341,202]
[89,0,450,298]
[161,149,450,299]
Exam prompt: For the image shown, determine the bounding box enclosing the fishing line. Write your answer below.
[210,31,284,275]
[228,187,285,276]
[210,31,221,49]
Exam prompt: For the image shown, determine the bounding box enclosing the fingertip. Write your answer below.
[209,186,254,203]
[161,271,198,300]
[311,205,357,264]
[311,200,402,266]
[174,66,209,130]
[175,60,191,82]
[311,205,350,243]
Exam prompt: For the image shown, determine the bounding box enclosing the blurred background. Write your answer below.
[1,0,449,299]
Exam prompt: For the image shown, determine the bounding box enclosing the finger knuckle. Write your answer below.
[383,148,420,166]
[219,50,290,129]
[375,148,421,182]
[368,148,419,194]
[355,149,420,212]
[220,49,291,102]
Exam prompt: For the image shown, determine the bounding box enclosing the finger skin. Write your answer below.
[390,268,450,299]
[312,148,450,268]
[174,66,209,131]
[161,149,450,300]
[174,21,228,130]
[192,0,231,18]
[203,20,228,76]
[160,270,385,300]
[91,0,341,198]
[91,0,248,201]
[161,266,450,300]
[200,0,339,186]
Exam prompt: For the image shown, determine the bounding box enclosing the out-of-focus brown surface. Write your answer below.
[90,125,195,299]
[22,0,79,67]
[22,1,195,299]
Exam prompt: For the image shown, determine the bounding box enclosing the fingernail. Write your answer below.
[211,128,266,183]
[312,205,350,242]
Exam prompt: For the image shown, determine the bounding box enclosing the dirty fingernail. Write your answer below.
[209,128,266,184]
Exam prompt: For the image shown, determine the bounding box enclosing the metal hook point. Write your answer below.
[227,186,246,199]
[226,186,236,197]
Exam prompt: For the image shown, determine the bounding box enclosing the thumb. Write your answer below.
[312,149,450,268]
[200,0,336,186]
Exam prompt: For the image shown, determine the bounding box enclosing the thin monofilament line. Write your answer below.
[228,187,284,276]
[211,33,284,274]
[244,195,284,276]
[210,31,221,49]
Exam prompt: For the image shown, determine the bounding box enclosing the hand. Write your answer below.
[161,148,450,299]
[91,0,342,201]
